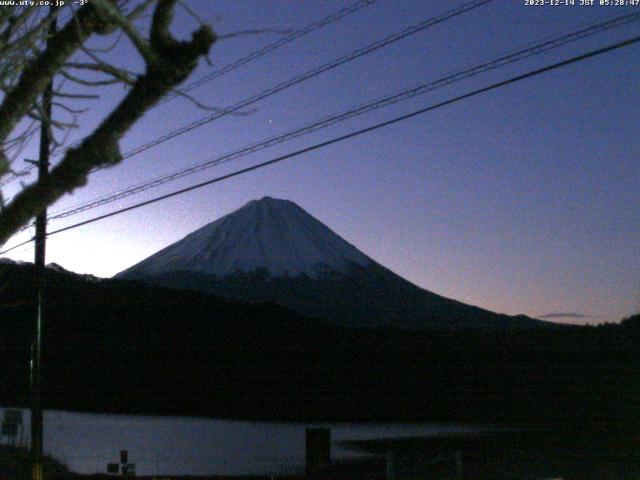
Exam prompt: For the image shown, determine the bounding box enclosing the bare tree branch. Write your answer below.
[0,3,120,176]
[91,0,154,61]
[65,61,137,84]
[217,28,293,41]
[167,88,229,112]
[52,102,89,115]
[0,0,216,245]
[59,69,123,87]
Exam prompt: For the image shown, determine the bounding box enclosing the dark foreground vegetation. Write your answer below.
[1,262,639,478]
[0,445,70,480]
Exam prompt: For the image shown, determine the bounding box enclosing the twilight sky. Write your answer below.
[2,0,639,324]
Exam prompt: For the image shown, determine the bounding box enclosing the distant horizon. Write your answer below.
[2,193,635,327]
[2,252,627,325]
[2,1,638,325]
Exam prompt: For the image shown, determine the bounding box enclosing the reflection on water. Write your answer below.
[0,407,500,476]
[1,407,636,478]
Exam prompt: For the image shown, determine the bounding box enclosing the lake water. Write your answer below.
[0,407,498,476]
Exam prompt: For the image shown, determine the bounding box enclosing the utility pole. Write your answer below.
[30,7,56,480]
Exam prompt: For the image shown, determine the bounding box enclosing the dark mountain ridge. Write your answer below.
[133,263,545,330]
[1,260,638,430]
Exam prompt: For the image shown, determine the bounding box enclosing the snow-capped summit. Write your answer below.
[117,196,545,330]
[118,196,373,279]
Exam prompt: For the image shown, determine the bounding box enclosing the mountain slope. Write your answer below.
[117,196,372,279]
[117,197,545,330]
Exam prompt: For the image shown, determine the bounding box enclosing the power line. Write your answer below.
[16,0,492,214]
[0,0,379,188]
[0,0,495,247]
[3,242,34,256]
[0,33,632,252]
[157,0,379,106]
[114,0,494,160]
[2,0,492,191]
[0,236,35,255]
[44,11,640,222]
[0,166,33,188]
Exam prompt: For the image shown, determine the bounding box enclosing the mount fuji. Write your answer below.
[116,197,544,330]
[118,196,373,279]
